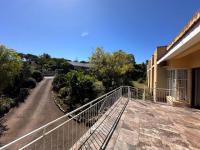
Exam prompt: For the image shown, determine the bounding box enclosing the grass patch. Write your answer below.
[132,81,147,89]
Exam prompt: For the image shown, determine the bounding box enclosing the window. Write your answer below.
[168,69,188,101]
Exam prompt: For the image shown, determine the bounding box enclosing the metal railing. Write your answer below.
[1,86,182,150]
[128,87,188,103]
[0,86,132,150]
[141,87,189,103]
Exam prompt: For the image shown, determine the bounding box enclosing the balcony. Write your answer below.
[1,87,200,150]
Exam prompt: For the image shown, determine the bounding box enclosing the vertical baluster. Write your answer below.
[42,128,46,150]
[71,120,73,149]
[51,132,53,150]
[34,142,36,150]
[63,125,65,150]
[57,128,59,150]
[75,115,77,149]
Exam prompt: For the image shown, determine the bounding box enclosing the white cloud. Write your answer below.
[81,32,89,37]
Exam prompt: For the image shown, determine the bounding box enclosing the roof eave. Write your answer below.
[157,20,200,64]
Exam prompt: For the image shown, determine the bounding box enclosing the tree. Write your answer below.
[53,71,105,111]
[0,45,22,93]
[64,71,97,105]
[132,62,147,83]
[41,53,51,59]
[32,70,43,82]
[24,54,39,63]
[90,48,134,91]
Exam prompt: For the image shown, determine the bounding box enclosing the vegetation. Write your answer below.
[0,97,15,116]
[0,44,147,115]
[53,47,147,112]
[53,71,105,111]
[0,45,22,93]
[131,81,147,89]
[24,78,37,89]
[0,45,46,116]
[89,48,145,91]
[19,53,74,74]
[131,62,147,83]
[32,70,43,82]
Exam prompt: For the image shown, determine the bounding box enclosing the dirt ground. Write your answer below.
[0,77,64,148]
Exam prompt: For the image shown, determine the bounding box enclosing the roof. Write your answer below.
[68,61,90,68]
[167,10,200,50]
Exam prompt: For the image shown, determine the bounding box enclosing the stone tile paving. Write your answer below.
[106,100,200,150]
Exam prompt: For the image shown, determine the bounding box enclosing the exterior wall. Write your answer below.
[147,11,200,107]
[149,58,153,90]
[157,66,168,88]
[153,51,157,90]
[165,46,200,105]
[167,49,200,69]
[147,46,168,91]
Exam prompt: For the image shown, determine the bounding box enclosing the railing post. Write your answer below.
[153,88,157,102]
[136,88,139,99]
[42,128,46,150]
[121,86,123,97]
[143,86,146,101]
[128,86,131,100]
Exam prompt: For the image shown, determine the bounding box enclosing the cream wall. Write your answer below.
[147,46,168,91]
[167,43,200,69]
[167,51,200,69]
[165,44,200,105]
[157,67,168,88]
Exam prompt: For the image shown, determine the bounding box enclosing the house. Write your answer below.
[67,61,90,70]
[147,10,200,108]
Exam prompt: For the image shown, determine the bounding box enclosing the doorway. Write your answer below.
[192,68,200,108]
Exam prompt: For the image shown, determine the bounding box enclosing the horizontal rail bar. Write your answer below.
[0,86,122,150]
[0,87,121,150]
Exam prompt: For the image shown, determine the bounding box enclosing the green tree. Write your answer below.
[132,62,147,83]
[90,48,134,91]
[53,71,105,111]
[0,45,22,93]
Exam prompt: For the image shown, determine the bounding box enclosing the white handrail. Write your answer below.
[0,87,121,150]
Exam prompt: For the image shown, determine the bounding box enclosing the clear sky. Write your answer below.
[0,0,200,63]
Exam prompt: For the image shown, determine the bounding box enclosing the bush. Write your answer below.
[52,74,66,92]
[59,87,70,98]
[64,71,102,105]
[0,98,15,115]
[24,78,36,89]
[18,88,29,102]
[32,70,43,82]
[53,71,106,111]
[94,81,105,96]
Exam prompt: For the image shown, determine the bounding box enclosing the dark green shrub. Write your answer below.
[52,74,66,92]
[0,98,15,115]
[53,71,105,111]
[32,70,43,82]
[64,71,104,105]
[59,87,70,98]
[18,88,29,102]
[24,78,36,89]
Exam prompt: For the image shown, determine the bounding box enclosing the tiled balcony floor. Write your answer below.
[106,100,200,150]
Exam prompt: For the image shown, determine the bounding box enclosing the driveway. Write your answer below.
[0,77,64,146]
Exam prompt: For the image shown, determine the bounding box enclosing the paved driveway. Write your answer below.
[0,77,64,148]
[107,100,200,150]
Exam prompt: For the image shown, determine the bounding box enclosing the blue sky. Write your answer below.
[0,0,200,63]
